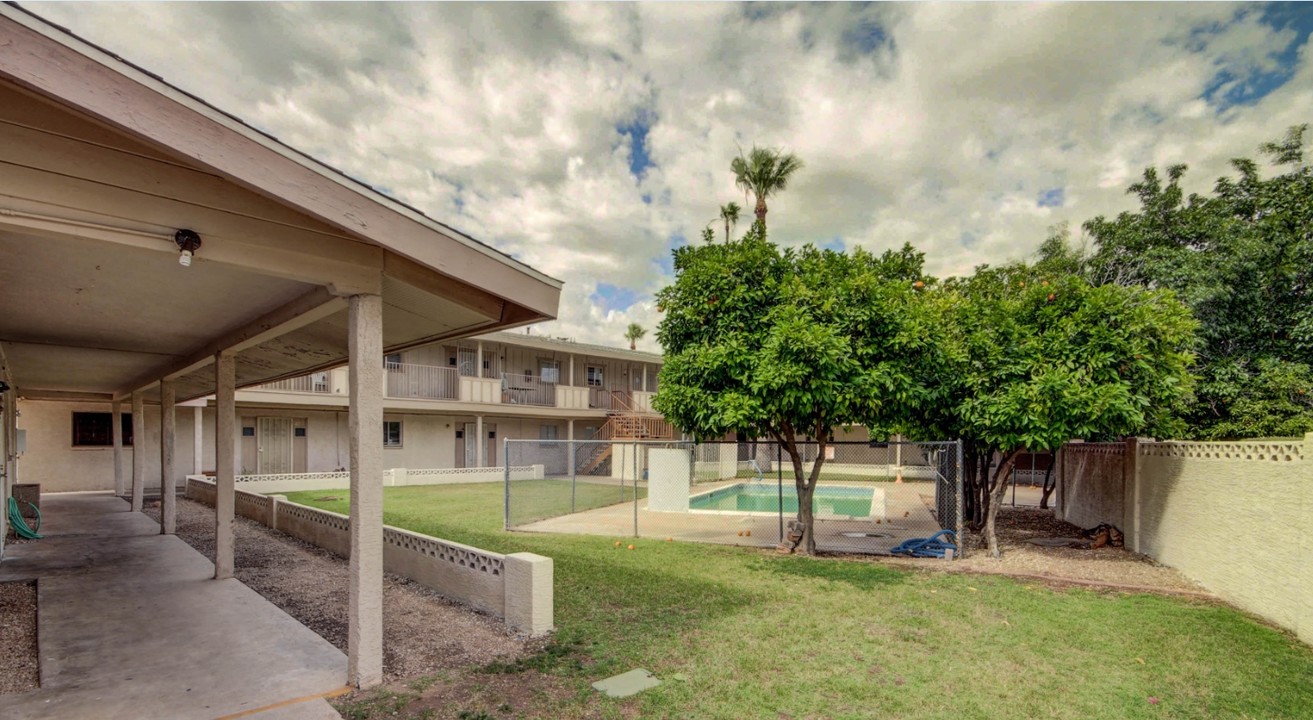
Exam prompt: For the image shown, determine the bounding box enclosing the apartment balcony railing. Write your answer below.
[386,362,459,400]
[501,373,557,407]
[589,387,633,410]
[258,374,331,394]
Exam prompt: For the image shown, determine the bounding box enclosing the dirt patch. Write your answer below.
[148,498,528,680]
[0,579,39,694]
[877,507,1207,594]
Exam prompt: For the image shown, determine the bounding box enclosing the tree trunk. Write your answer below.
[1039,448,1059,510]
[781,432,827,555]
[755,196,767,227]
[984,449,1023,558]
[724,218,730,242]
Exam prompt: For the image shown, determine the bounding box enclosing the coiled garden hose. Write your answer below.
[7,496,42,539]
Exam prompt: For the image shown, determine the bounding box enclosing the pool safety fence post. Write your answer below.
[955,440,966,558]
[633,443,640,538]
[776,443,784,542]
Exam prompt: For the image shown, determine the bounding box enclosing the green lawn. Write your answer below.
[287,483,1313,720]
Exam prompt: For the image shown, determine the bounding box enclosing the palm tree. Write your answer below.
[719,202,741,242]
[624,322,647,351]
[730,145,804,229]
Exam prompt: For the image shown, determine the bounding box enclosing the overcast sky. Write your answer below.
[26,2,1313,351]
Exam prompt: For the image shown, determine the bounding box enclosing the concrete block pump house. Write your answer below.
[0,3,560,694]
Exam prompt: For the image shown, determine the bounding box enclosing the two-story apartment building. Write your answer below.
[17,331,670,491]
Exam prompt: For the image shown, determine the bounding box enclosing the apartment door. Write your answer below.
[462,423,477,467]
[256,417,294,474]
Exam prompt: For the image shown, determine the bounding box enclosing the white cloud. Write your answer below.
[22,1,1313,353]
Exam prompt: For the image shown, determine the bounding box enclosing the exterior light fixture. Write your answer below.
[174,229,202,267]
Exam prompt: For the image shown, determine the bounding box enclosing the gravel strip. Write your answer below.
[879,506,1206,593]
[0,580,39,694]
[146,499,528,681]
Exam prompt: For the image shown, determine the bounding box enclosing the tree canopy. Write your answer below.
[654,224,933,553]
[1082,125,1313,439]
[917,268,1197,555]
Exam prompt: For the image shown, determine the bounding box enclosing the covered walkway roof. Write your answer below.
[0,4,561,404]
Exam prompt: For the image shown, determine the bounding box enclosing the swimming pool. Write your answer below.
[688,483,877,518]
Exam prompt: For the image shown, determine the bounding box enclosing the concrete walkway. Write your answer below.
[0,493,345,719]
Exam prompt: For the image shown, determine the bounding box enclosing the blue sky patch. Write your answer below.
[592,283,643,313]
[1037,187,1065,208]
[821,236,845,252]
[1202,4,1312,111]
[844,19,889,55]
[617,109,656,179]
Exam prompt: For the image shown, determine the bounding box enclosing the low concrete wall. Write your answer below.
[1054,442,1126,529]
[232,465,545,494]
[185,476,553,636]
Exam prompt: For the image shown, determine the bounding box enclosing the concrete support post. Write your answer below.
[193,406,204,475]
[347,293,384,689]
[112,400,125,497]
[476,415,485,468]
[1122,437,1141,553]
[504,553,554,637]
[1,398,11,555]
[476,341,483,378]
[568,355,574,387]
[160,380,177,535]
[215,353,236,580]
[131,390,146,512]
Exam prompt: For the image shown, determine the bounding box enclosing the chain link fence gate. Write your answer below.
[505,439,963,557]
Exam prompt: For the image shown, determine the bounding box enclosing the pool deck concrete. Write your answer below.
[0,493,346,720]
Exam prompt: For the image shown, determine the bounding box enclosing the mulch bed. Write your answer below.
[0,579,39,694]
[146,498,530,681]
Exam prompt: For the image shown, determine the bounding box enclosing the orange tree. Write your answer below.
[919,267,1197,556]
[653,224,935,554]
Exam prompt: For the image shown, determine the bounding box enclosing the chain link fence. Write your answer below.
[505,439,963,557]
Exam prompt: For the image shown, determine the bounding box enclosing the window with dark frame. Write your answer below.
[72,412,134,447]
[384,420,403,447]
[586,366,604,387]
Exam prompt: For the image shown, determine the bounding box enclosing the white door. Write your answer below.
[257,417,294,474]
[463,422,478,468]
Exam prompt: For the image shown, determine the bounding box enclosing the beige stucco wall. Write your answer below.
[1054,442,1126,529]
[1136,438,1311,644]
[382,413,457,468]
[17,399,201,492]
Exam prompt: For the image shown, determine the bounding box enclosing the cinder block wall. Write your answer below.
[1054,442,1126,528]
[1135,437,1311,644]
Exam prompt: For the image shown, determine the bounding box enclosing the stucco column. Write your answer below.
[131,390,146,512]
[193,406,204,475]
[1123,437,1142,553]
[476,341,483,378]
[642,365,648,392]
[112,400,125,497]
[347,293,384,689]
[215,353,236,580]
[475,415,485,468]
[160,379,177,535]
[568,355,574,387]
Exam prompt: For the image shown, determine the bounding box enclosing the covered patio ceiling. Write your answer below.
[0,6,562,403]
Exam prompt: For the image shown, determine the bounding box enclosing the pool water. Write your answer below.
[689,483,874,517]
